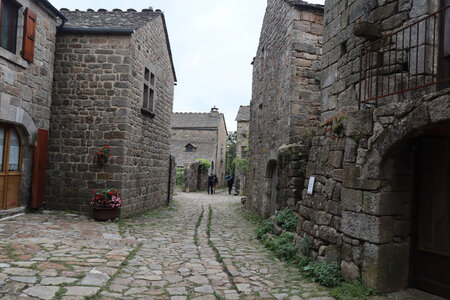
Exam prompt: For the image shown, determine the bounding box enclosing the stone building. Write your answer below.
[170,107,227,186]
[46,8,177,216]
[234,105,250,195]
[294,0,450,296]
[0,0,65,211]
[246,0,324,217]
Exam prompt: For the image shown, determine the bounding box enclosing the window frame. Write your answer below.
[0,0,20,54]
[141,66,157,118]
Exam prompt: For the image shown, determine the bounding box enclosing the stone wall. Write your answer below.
[47,34,130,213]
[235,119,249,195]
[170,111,227,187]
[182,162,208,193]
[247,0,323,217]
[294,0,448,293]
[320,0,440,121]
[296,89,449,292]
[0,0,58,207]
[47,15,175,216]
[122,15,175,216]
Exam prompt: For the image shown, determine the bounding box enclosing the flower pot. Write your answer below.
[97,156,108,165]
[92,207,119,221]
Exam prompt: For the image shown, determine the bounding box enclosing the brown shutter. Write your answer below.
[31,129,48,209]
[22,8,37,63]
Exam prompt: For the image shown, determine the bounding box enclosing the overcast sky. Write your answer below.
[50,0,324,131]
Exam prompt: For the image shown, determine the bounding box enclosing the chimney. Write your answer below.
[210,106,219,116]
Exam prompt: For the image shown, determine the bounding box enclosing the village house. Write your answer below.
[248,0,450,297]
[170,107,227,190]
[297,0,449,296]
[234,105,249,195]
[0,0,177,217]
[0,0,65,213]
[246,0,324,217]
[47,8,177,216]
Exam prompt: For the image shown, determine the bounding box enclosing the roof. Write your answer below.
[57,8,177,82]
[235,105,250,122]
[172,113,225,129]
[285,0,324,12]
[59,9,160,30]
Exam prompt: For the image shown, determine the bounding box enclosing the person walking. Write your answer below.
[225,174,234,195]
[207,174,214,195]
[212,174,218,194]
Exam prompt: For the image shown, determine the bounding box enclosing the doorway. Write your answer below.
[0,124,22,210]
[411,128,450,298]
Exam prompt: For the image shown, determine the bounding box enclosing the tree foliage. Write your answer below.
[226,131,237,175]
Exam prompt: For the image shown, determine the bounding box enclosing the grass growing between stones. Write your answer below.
[330,280,374,300]
[207,205,239,296]
[194,206,204,247]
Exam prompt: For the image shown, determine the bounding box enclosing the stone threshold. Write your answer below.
[0,206,25,220]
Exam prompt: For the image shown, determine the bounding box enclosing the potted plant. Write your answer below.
[91,189,121,221]
[95,146,111,164]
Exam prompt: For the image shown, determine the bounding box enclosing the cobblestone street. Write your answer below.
[0,191,332,299]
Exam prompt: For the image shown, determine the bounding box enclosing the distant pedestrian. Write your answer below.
[212,174,218,194]
[207,174,214,195]
[226,174,234,195]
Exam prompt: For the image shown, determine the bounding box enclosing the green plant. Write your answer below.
[176,167,184,186]
[297,236,312,256]
[274,209,298,232]
[198,159,212,172]
[271,232,297,261]
[256,220,274,240]
[295,253,312,268]
[233,158,248,173]
[331,280,374,300]
[303,261,342,288]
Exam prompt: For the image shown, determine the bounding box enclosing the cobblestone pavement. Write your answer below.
[0,191,333,299]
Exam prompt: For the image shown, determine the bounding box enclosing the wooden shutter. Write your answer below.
[31,129,48,209]
[22,8,36,63]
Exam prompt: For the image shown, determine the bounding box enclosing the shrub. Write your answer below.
[176,168,184,186]
[256,220,274,240]
[234,158,248,173]
[303,261,342,288]
[297,236,312,256]
[331,280,374,300]
[272,232,297,261]
[294,253,312,268]
[274,209,298,232]
[198,159,211,172]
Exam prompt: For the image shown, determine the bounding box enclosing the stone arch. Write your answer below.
[361,92,450,181]
[350,93,450,293]
[0,103,37,145]
[263,159,279,216]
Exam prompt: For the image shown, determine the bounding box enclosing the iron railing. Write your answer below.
[359,5,450,109]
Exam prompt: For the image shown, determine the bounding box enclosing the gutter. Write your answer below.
[57,27,135,35]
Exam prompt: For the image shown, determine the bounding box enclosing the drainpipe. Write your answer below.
[167,154,173,205]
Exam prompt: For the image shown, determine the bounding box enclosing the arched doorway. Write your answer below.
[411,124,450,297]
[265,159,278,216]
[0,124,22,210]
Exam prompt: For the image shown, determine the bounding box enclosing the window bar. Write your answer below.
[394,32,398,93]
[424,17,428,86]
[415,22,420,87]
[432,14,436,83]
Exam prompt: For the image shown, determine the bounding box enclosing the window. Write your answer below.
[0,0,19,53]
[185,143,197,152]
[142,67,156,117]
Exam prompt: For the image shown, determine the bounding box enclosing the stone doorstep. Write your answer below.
[0,207,25,220]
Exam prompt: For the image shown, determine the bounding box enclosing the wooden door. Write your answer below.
[438,0,450,89]
[412,137,450,298]
[0,125,22,210]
